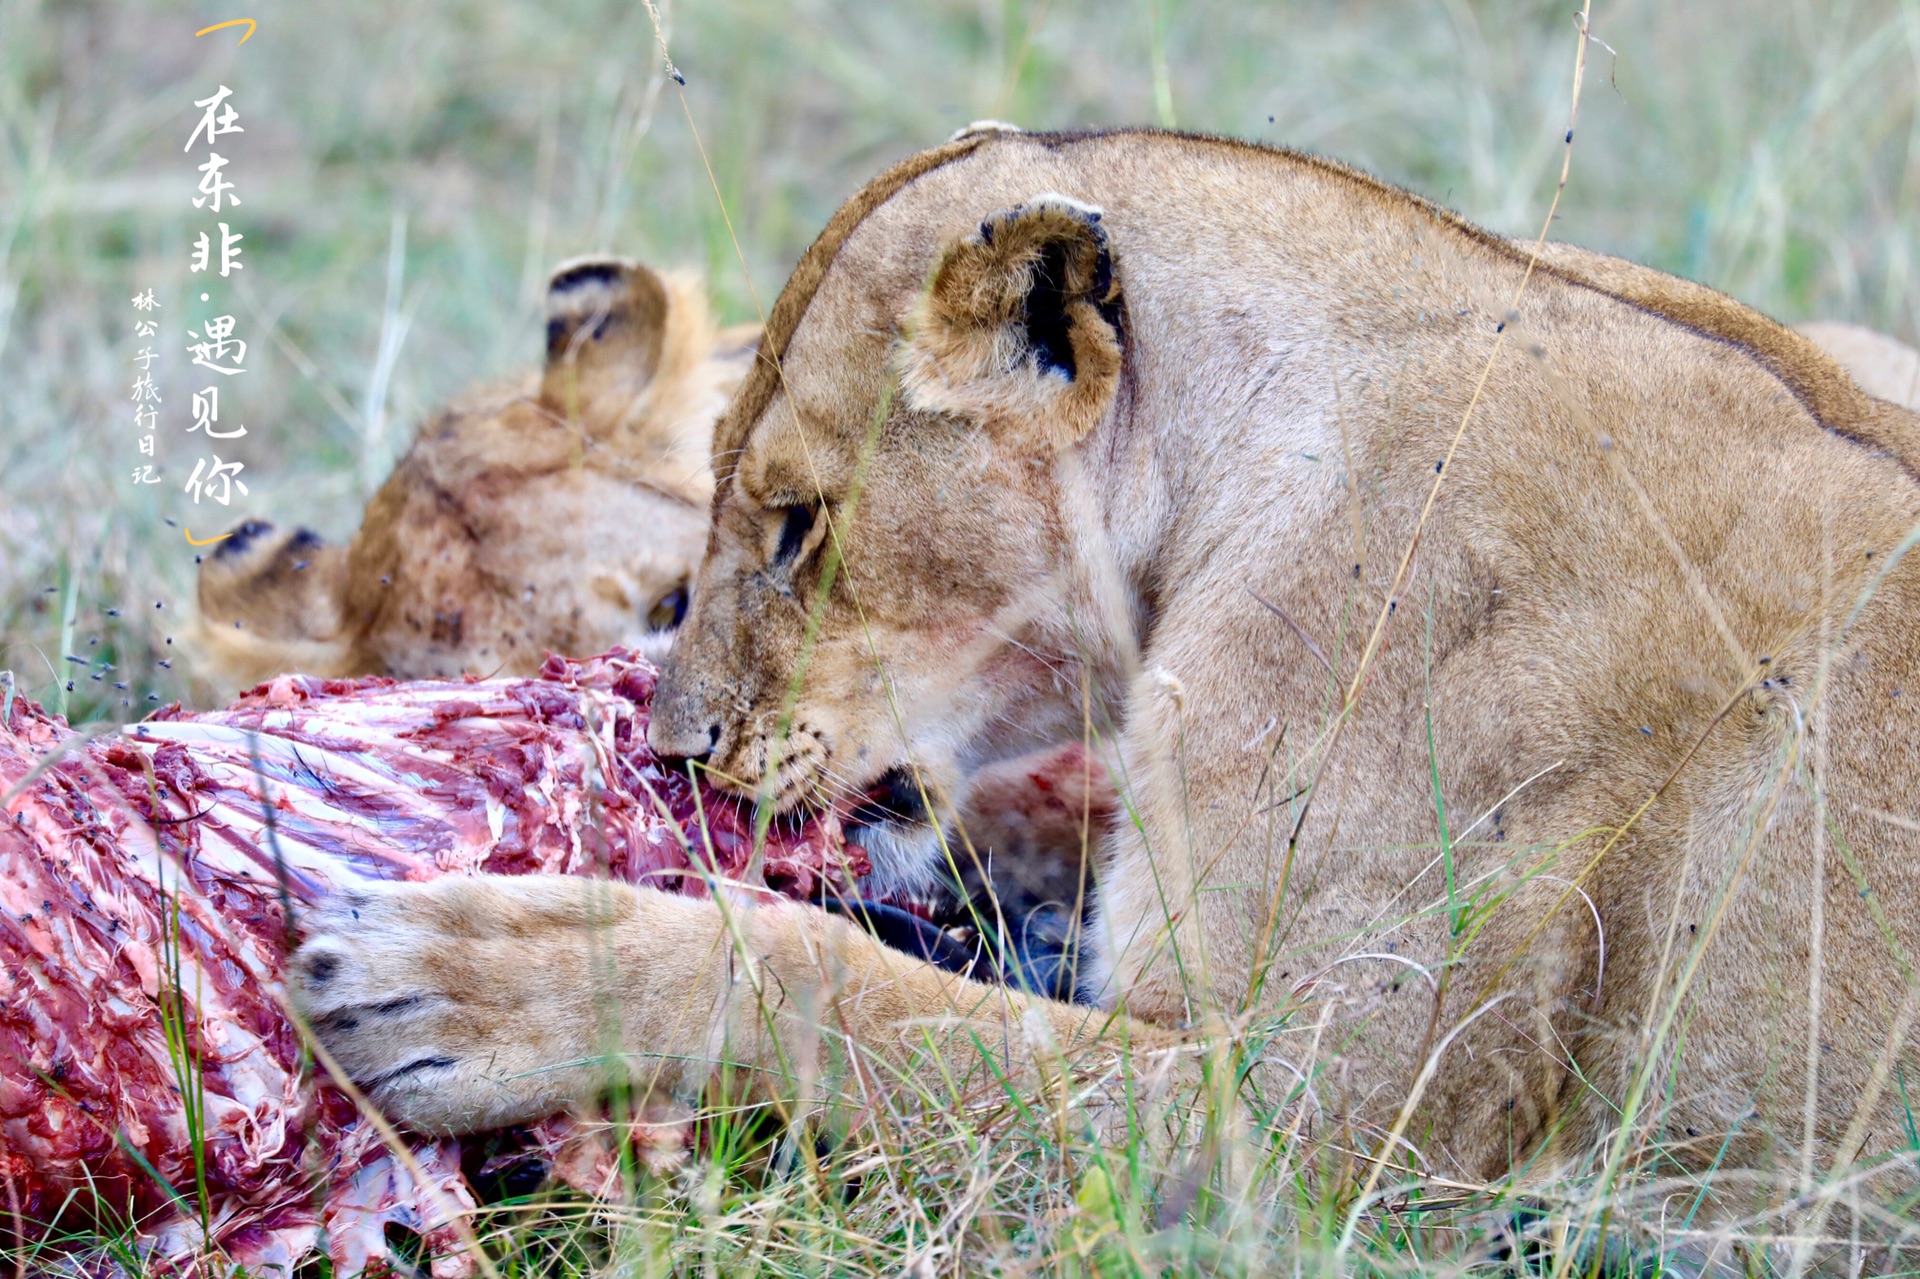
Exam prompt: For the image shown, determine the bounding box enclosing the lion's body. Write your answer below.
[195,261,753,687]
[298,130,1920,1242]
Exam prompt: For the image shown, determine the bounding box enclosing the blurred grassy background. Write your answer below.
[2,0,1916,726]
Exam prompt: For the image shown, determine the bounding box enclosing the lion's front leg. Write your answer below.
[289,875,743,1134]
[291,874,1187,1138]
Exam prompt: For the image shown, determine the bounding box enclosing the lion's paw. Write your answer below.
[289,875,630,1135]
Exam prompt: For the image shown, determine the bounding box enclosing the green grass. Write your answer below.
[4,0,1920,1274]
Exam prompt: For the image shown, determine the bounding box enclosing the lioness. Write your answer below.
[196,257,755,686]
[295,129,1920,1229]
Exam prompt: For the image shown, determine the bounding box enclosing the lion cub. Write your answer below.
[196,258,756,686]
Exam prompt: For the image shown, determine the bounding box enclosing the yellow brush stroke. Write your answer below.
[194,18,256,45]
[183,528,233,546]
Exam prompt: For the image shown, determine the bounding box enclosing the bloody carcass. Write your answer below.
[0,651,859,1276]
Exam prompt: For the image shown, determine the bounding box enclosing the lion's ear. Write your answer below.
[902,195,1124,449]
[540,255,670,419]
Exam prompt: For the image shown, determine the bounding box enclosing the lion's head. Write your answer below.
[650,139,1140,897]
[196,256,756,687]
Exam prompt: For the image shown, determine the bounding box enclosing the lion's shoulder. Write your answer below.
[1506,238,1920,475]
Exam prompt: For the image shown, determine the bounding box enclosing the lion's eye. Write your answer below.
[645,582,689,631]
[770,504,816,568]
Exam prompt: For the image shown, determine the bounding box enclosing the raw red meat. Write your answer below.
[0,651,859,1276]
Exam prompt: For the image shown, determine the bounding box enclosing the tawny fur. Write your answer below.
[194,258,755,689]
[296,131,1920,1244]
[1800,320,1920,410]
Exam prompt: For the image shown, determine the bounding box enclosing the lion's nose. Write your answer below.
[648,607,733,767]
[646,714,721,771]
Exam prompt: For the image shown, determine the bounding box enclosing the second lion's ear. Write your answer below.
[902,195,1124,450]
[540,256,670,418]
